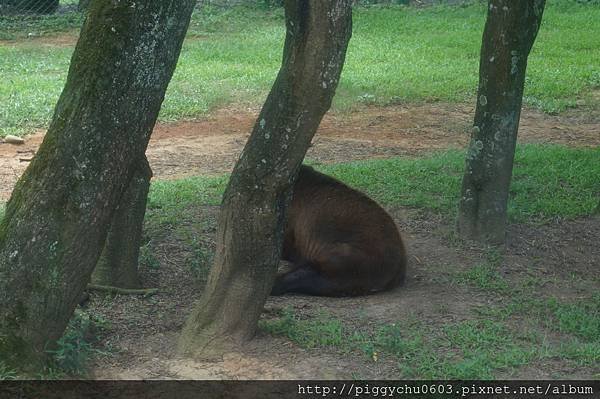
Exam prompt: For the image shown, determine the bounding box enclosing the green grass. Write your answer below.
[45,310,110,377]
[1,144,596,229]
[1,1,600,137]
[261,288,600,378]
[139,145,598,227]
[260,309,543,378]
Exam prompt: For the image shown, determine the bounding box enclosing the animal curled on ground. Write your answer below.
[271,165,407,297]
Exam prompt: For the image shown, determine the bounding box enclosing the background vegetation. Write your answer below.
[1,1,599,137]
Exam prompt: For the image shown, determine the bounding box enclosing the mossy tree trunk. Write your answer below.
[92,156,152,289]
[178,0,352,358]
[0,0,194,372]
[457,0,545,244]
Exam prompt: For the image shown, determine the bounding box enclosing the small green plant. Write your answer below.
[455,263,510,293]
[46,310,109,376]
[259,308,345,348]
[0,362,17,380]
[189,244,212,281]
[546,294,600,342]
[139,243,160,270]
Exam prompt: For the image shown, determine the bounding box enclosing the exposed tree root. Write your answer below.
[86,284,159,296]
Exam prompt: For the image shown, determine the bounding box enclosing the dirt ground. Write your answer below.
[1,103,599,379]
[87,208,600,380]
[2,103,599,201]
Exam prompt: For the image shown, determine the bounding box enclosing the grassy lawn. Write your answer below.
[1,1,600,137]
[146,144,599,229]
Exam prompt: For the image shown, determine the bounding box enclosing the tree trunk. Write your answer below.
[178,0,352,358]
[457,0,545,244]
[0,0,194,372]
[91,157,152,289]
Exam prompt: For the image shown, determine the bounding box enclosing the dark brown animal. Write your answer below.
[271,165,407,297]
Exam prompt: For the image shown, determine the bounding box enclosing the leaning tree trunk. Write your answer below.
[457,0,545,244]
[91,156,152,289]
[0,0,195,372]
[178,0,352,358]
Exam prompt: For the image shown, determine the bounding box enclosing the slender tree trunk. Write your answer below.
[0,0,194,372]
[178,0,352,358]
[92,156,152,289]
[457,0,545,244]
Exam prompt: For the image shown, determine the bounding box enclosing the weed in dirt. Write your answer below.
[139,243,161,270]
[3,3,600,137]
[45,310,110,377]
[545,294,600,342]
[0,362,17,380]
[557,340,600,367]
[259,308,346,348]
[454,264,510,293]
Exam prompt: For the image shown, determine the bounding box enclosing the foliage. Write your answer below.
[45,310,109,376]
[0,362,18,380]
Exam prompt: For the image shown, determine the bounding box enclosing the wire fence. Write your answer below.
[0,0,77,16]
[0,0,263,16]
[0,0,477,37]
[0,0,464,17]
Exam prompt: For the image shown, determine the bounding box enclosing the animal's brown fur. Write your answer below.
[271,165,407,297]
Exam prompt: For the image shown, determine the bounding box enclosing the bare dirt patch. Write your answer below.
[2,103,599,201]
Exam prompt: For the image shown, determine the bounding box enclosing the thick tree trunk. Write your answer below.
[457,0,545,244]
[178,0,352,358]
[91,157,152,289]
[0,0,194,372]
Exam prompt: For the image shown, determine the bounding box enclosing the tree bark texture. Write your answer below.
[457,0,545,244]
[0,0,194,371]
[92,156,152,289]
[178,0,352,358]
